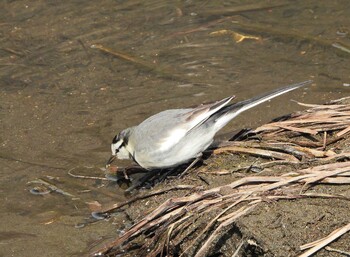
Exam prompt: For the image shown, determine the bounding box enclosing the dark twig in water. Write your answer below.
[199,2,288,17]
[0,154,66,170]
[68,167,108,181]
[91,44,189,82]
[28,178,75,197]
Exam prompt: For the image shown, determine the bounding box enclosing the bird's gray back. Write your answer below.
[130,109,193,148]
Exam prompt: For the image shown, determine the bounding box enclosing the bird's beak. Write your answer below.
[106,155,116,168]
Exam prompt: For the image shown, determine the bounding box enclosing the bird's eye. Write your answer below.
[111,139,124,155]
[112,134,119,144]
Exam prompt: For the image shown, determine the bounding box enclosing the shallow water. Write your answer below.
[1,0,350,256]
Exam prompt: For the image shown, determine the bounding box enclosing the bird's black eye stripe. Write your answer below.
[112,134,119,144]
[112,132,129,147]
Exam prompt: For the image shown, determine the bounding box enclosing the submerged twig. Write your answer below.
[199,2,287,17]
[210,29,261,43]
[230,21,350,55]
[91,44,189,82]
[28,178,75,197]
[68,167,108,181]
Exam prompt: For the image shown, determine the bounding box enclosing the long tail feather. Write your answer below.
[213,80,313,130]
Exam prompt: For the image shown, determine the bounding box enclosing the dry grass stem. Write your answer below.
[299,223,350,257]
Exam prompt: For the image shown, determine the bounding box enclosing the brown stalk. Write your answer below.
[213,145,299,162]
[299,223,350,257]
[337,125,350,137]
[194,204,258,257]
[179,194,252,257]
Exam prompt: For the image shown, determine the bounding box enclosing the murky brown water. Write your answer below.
[1,0,350,256]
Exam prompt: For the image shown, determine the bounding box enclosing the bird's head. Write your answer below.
[106,128,132,167]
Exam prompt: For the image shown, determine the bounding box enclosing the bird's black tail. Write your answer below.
[213,80,313,131]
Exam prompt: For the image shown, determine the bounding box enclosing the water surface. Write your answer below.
[1,0,350,256]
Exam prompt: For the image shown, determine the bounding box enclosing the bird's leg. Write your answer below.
[122,168,130,180]
[158,169,175,182]
[125,169,159,193]
[179,154,202,178]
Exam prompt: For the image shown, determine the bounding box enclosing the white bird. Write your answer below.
[107,80,312,171]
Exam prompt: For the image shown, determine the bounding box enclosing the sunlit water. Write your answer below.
[1,0,349,256]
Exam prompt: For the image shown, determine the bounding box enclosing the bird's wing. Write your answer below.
[133,96,234,152]
[182,96,234,129]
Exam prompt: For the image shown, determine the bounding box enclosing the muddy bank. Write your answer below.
[94,98,350,257]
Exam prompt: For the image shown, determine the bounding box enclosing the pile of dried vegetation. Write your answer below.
[93,97,350,257]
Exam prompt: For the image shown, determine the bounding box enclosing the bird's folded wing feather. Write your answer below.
[156,96,234,151]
